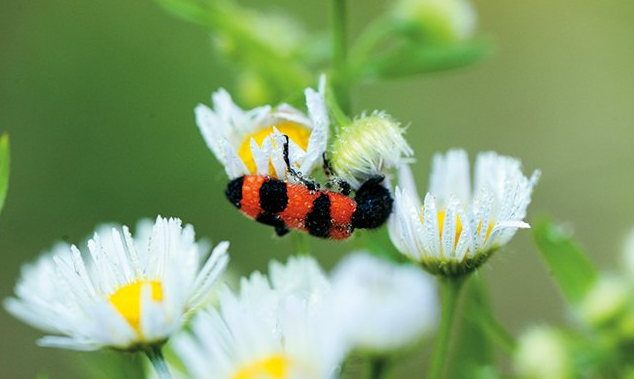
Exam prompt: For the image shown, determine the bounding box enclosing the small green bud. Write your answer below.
[514,327,573,379]
[236,71,273,107]
[330,112,412,189]
[393,0,476,43]
[580,275,630,328]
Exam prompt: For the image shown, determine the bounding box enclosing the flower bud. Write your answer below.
[393,0,477,43]
[236,71,273,107]
[330,111,412,189]
[580,275,630,328]
[514,327,573,379]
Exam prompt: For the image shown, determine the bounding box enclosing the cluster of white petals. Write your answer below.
[196,77,328,180]
[171,253,438,379]
[389,149,539,275]
[4,216,229,351]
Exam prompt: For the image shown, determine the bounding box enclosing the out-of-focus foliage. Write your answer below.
[155,0,314,105]
[533,218,598,304]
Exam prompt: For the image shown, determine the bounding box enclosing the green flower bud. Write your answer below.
[580,275,630,328]
[514,327,573,379]
[393,0,476,43]
[236,71,273,107]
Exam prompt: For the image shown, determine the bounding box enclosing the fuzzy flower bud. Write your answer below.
[394,0,477,43]
[330,112,412,189]
[514,327,573,379]
[580,275,630,328]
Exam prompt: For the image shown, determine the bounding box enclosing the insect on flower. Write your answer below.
[225,136,394,239]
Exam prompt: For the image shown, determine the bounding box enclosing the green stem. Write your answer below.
[330,0,351,113]
[369,356,388,379]
[145,345,172,379]
[478,310,517,355]
[292,232,310,255]
[428,275,466,379]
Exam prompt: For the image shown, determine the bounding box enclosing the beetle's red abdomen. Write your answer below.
[226,175,357,240]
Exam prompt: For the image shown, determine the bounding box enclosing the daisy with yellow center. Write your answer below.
[388,149,540,276]
[196,77,328,180]
[4,216,229,351]
[172,256,344,379]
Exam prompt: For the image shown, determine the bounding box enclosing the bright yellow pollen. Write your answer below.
[478,220,494,242]
[108,280,163,333]
[232,355,289,379]
[436,210,462,248]
[237,122,311,175]
[421,208,495,248]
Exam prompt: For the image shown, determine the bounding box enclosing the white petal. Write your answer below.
[423,193,441,259]
[429,149,470,205]
[250,137,270,176]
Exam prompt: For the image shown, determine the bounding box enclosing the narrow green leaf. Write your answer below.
[532,216,598,304]
[362,38,492,80]
[446,275,496,379]
[0,133,10,217]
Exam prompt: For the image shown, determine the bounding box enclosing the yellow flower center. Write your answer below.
[437,210,462,246]
[109,280,164,333]
[423,209,494,249]
[238,121,311,175]
[232,355,289,379]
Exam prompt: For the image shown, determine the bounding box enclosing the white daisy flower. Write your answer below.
[388,149,540,276]
[4,216,229,351]
[330,111,412,189]
[172,256,344,379]
[196,77,328,180]
[330,252,438,353]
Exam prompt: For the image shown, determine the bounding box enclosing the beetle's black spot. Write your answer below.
[259,179,288,213]
[225,176,244,208]
[256,212,286,228]
[274,224,290,237]
[305,194,331,238]
[352,176,393,229]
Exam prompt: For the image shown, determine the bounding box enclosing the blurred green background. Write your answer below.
[1,0,633,377]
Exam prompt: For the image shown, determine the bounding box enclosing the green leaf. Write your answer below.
[532,216,598,304]
[0,133,10,218]
[361,38,492,80]
[446,275,496,379]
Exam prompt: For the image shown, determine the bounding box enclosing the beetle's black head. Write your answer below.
[225,176,244,208]
[351,176,393,230]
